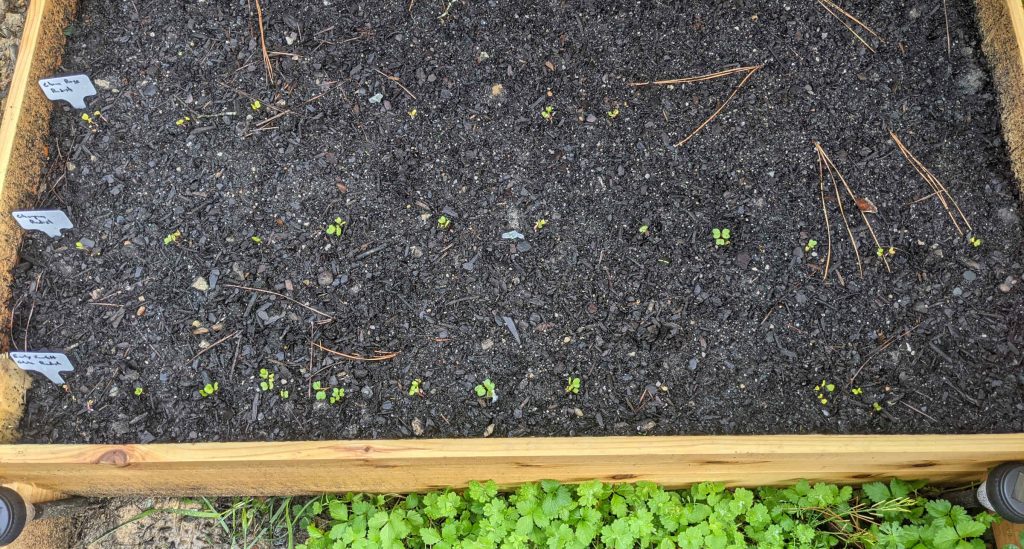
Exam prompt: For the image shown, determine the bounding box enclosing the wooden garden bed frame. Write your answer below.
[0,1,1023,543]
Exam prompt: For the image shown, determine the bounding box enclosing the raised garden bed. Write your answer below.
[0,1,1022,544]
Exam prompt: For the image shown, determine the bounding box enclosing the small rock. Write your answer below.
[191,277,209,292]
[481,338,494,351]
[482,423,495,437]
[317,271,334,286]
[502,230,525,240]
[516,241,531,253]
[953,287,963,297]
[369,92,383,104]
[638,420,656,432]
[361,386,373,398]
[586,114,597,123]
[491,83,504,96]
[411,418,424,436]
[409,246,424,258]
[687,358,698,371]
[963,270,977,282]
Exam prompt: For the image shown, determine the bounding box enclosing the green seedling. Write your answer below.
[969,236,982,247]
[259,368,275,391]
[313,381,327,401]
[565,377,581,395]
[873,402,883,412]
[408,108,418,118]
[805,239,818,253]
[437,215,451,230]
[133,387,144,396]
[851,387,863,396]
[639,225,649,235]
[474,378,496,401]
[75,241,85,250]
[876,246,895,258]
[250,100,262,110]
[326,217,347,237]
[712,228,732,247]
[251,236,263,244]
[533,219,548,231]
[279,389,290,400]
[163,230,181,245]
[814,379,835,405]
[409,378,423,397]
[329,387,345,404]
[81,111,101,126]
[607,108,620,119]
[175,116,191,126]
[199,381,219,398]
[540,105,555,121]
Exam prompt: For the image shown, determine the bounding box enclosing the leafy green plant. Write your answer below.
[876,246,896,258]
[326,217,347,237]
[814,379,835,405]
[259,368,275,391]
[251,235,263,244]
[408,379,423,397]
[873,402,884,412]
[436,215,451,230]
[474,378,496,401]
[607,108,620,119]
[199,382,219,398]
[201,478,993,549]
[251,100,262,111]
[313,381,327,401]
[969,236,982,247]
[133,387,144,396]
[639,225,649,235]
[533,219,548,231]
[712,227,732,247]
[280,389,290,400]
[540,105,555,121]
[164,230,181,245]
[804,239,818,252]
[329,387,345,405]
[565,377,581,395]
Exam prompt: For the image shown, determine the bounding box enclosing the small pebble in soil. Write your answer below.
[688,358,698,371]
[963,270,977,282]
[191,277,209,292]
[317,271,334,286]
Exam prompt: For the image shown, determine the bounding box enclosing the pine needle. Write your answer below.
[815,0,884,52]
[817,153,835,281]
[675,65,763,147]
[889,130,971,235]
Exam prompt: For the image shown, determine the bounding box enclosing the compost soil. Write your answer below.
[10,0,1024,443]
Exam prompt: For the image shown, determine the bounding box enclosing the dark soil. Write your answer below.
[10,0,1024,444]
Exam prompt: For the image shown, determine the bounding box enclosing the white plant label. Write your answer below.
[12,210,73,237]
[9,352,75,384]
[38,74,97,109]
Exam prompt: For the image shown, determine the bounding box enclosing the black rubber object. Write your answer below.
[987,462,1024,524]
[0,486,27,546]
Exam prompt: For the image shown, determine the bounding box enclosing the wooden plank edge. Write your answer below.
[994,520,1024,547]
[0,0,78,439]
[0,434,1021,498]
[1008,0,1024,70]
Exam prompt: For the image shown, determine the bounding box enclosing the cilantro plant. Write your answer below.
[133,387,144,396]
[712,227,732,247]
[163,230,181,245]
[805,239,818,252]
[540,105,555,121]
[436,215,451,230]
[969,236,982,248]
[313,381,327,401]
[256,478,995,549]
[329,388,345,405]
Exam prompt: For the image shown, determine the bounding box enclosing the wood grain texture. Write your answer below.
[0,435,1021,497]
[0,358,30,443]
[994,519,1024,548]
[1008,0,1024,69]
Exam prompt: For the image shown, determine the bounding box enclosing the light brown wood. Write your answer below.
[0,435,1021,498]
[0,0,78,439]
[994,519,1024,548]
[1008,0,1024,69]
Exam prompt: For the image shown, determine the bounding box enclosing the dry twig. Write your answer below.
[817,153,834,281]
[816,143,864,277]
[313,342,400,362]
[222,283,333,318]
[628,66,759,87]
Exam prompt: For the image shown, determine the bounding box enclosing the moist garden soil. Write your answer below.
[9,0,1024,443]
